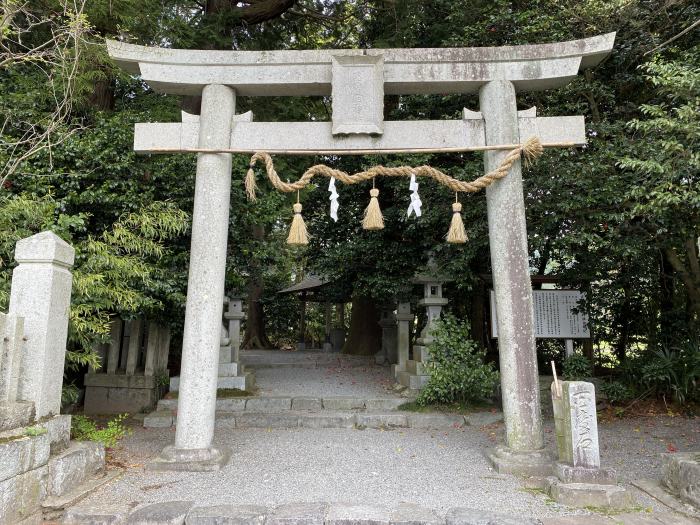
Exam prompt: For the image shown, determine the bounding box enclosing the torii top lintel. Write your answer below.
[106,33,615,97]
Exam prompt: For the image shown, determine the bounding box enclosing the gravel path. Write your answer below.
[84,414,698,520]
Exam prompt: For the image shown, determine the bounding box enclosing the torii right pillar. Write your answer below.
[481,81,552,476]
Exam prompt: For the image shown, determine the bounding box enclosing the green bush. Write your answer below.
[417,315,499,406]
[638,343,700,404]
[562,353,593,380]
[71,414,131,448]
[599,380,634,404]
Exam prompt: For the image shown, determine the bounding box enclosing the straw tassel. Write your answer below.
[521,136,543,166]
[446,200,467,244]
[245,162,258,201]
[362,186,384,230]
[287,202,309,245]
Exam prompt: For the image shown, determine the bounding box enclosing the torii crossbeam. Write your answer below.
[107,33,615,473]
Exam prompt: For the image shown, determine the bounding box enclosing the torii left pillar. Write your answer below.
[151,84,234,471]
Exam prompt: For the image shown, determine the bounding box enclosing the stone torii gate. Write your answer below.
[107,33,615,472]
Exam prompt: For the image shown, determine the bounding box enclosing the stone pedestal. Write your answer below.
[9,232,75,419]
[546,380,632,507]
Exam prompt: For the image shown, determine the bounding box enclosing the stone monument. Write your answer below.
[107,33,615,470]
[546,380,632,507]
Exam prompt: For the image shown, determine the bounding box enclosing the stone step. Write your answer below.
[143,409,502,430]
[241,351,374,369]
[42,469,122,517]
[63,502,549,525]
[47,441,105,498]
[396,370,429,390]
[169,370,255,392]
[156,395,408,414]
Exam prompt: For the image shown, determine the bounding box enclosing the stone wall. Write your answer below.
[84,319,171,415]
[0,232,109,524]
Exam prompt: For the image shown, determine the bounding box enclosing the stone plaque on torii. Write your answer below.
[107,33,615,472]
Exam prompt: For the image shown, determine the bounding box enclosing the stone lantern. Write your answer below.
[396,260,449,391]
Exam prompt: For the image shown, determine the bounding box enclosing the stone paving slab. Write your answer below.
[126,500,194,525]
[541,513,697,524]
[267,502,328,525]
[62,501,698,525]
[186,504,267,525]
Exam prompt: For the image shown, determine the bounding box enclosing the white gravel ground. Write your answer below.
[252,364,398,398]
[81,352,699,520]
[243,350,396,399]
[80,414,698,520]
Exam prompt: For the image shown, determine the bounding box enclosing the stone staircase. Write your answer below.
[0,413,119,524]
[142,395,502,430]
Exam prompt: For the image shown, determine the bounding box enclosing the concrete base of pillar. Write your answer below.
[546,477,634,508]
[323,342,333,353]
[488,445,554,477]
[147,445,231,472]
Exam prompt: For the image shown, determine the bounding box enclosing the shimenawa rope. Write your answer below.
[244,136,543,201]
[245,137,544,245]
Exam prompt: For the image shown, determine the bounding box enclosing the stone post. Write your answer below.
[548,381,630,507]
[154,84,235,471]
[392,302,413,378]
[224,297,244,363]
[564,339,574,358]
[330,303,345,352]
[298,292,307,351]
[378,308,398,364]
[106,318,123,374]
[0,313,24,403]
[125,319,143,375]
[480,80,549,476]
[144,321,159,377]
[157,326,171,372]
[323,302,333,353]
[9,231,75,419]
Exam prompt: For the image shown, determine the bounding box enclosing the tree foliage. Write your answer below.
[0,0,698,385]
